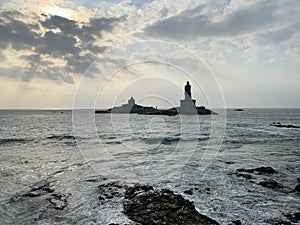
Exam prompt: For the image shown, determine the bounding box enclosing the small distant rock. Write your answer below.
[270,122,300,129]
[285,212,300,223]
[25,191,42,197]
[264,218,291,225]
[225,161,234,165]
[259,180,283,189]
[292,184,300,192]
[184,189,193,195]
[48,193,70,210]
[236,173,252,179]
[232,220,242,225]
[237,166,278,174]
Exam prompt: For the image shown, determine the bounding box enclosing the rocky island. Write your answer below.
[95,81,215,116]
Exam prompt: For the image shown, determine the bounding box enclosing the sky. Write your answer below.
[0,0,299,109]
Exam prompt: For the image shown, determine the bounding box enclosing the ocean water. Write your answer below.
[0,109,299,224]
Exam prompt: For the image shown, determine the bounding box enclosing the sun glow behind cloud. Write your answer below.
[43,6,73,19]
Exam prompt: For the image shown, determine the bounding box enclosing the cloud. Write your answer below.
[143,1,278,40]
[0,7,125,83]
[254,22,300,45]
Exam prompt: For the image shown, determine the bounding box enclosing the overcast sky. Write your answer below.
[0,0,299,108]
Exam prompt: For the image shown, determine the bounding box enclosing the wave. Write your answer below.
[0,138,34,145]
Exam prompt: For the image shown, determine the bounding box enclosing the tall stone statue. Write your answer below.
[184,81,191,100]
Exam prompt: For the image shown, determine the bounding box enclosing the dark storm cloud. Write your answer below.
[0,10,38,50]
[143,1,278,40]
[0,9,125,83]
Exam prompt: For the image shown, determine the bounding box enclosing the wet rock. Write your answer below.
[225,161,234,165]
[270,122,300,129]
[123,185,219,225]
[184,189,193,195]
[31,180,50,191]
[25,191,42,197]
[98,181,127,201]
[49,198,67,210]
[297,178,300,183]
[48,193,70,210]
[285,212,300,223]
[259,180,283,189]
[237,166,277,174]
[236,173,252,179]
[232,220,242,225]
[205,187,211,191]
[292,184,300,192]
[264,218,291,225]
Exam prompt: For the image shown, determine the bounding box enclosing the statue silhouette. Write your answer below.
[184,81,191,100]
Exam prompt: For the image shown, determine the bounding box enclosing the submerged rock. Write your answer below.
[292,184,300,192]
[264,218,292,225]
[236,172,252,179]
[259,180,283,189]
[285,212,300,223]
[183,189,193,195]
[237,166,278,174]
[123,184,219,225]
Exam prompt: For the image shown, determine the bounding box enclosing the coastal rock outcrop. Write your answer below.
[123,184,220,225]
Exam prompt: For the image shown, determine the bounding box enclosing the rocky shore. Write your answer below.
[7,165,300,224]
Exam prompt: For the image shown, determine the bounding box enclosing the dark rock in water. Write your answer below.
[285,212,300,223]
[264,218,292,225]
[292,184,300,192]
[48,193,70,210]
[205,187,211,191]
[123,184,219,225]
[234,109,244,112]
[225,161,234,164]
[49,198,67,210]
[259,180,283,189]
[270,122,300,129]
[184,189,193,195]
[236,173,252,179]
[297,178,300,183]
[232,220,242,225]
[237,166,278,174]
[25,191,42,197]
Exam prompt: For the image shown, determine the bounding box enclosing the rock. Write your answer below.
[270,122,300,129]
[31,180,50,191]
[237,166,277,174]
[123,185,219,225]
[25,191,42,197]
[259,180,283,189]
[264,218,291,225]
[236,173,252,179]
[292,184,300,192]
[98,181,127,201]
[294,212,300,220]
[184,189,193,195]
[225,161,234,164]
[205,187,211,191]
[297,178,300,183]
[48,193,70,210]
[232,220,242,225]
[49,198,67,210]
[285,212,300,223]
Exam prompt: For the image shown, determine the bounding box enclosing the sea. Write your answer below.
[0,108,299,225]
